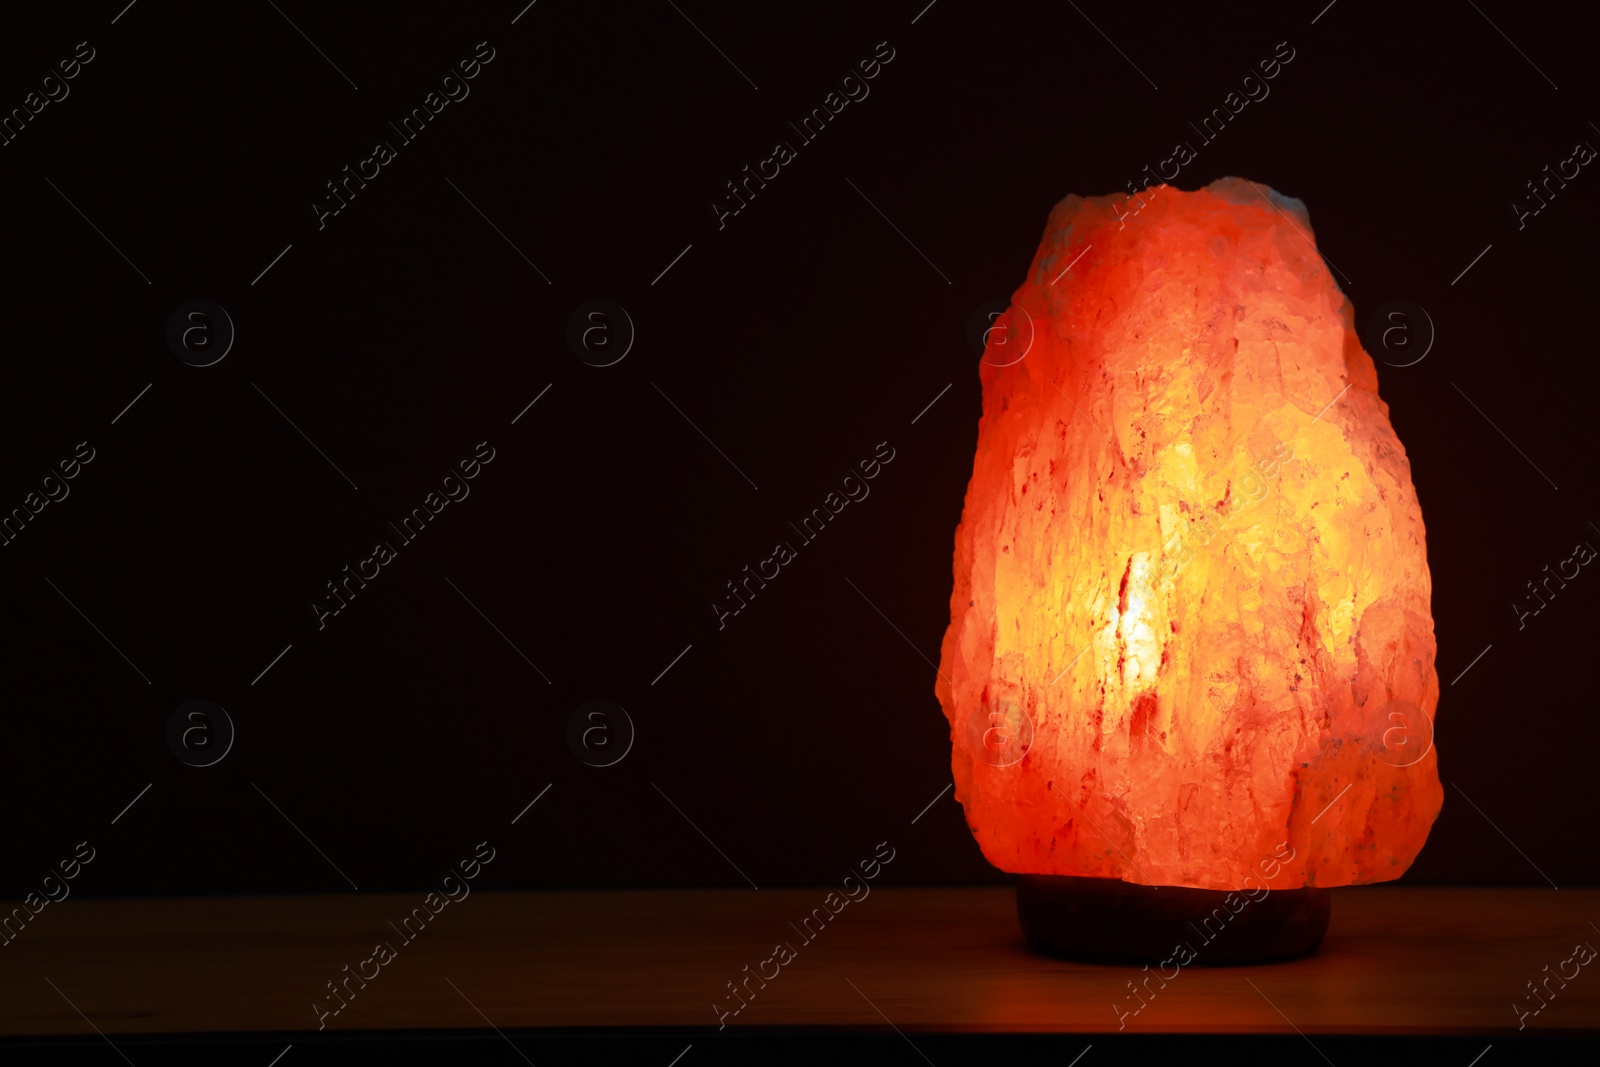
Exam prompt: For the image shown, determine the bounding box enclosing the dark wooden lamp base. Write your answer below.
[1016,875,1330,965]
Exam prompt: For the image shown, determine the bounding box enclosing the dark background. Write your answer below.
[1,0,1595,897]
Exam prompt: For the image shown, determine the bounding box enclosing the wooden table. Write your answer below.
[1,887,1595,1045]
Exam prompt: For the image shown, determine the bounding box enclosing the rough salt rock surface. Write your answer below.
[936,178,1440,890]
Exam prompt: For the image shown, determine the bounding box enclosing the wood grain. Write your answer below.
[0,887,1595,1035]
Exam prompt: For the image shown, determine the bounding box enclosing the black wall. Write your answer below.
[2,0,1595,896]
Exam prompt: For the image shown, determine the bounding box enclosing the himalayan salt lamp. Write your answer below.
[937,177,1440,963]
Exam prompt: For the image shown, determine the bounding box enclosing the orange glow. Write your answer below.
[937,178,1441,890]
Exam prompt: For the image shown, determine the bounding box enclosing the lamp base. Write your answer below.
[1016,875,1330,965]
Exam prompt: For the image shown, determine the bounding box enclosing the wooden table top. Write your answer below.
[1,887,1595,1036]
